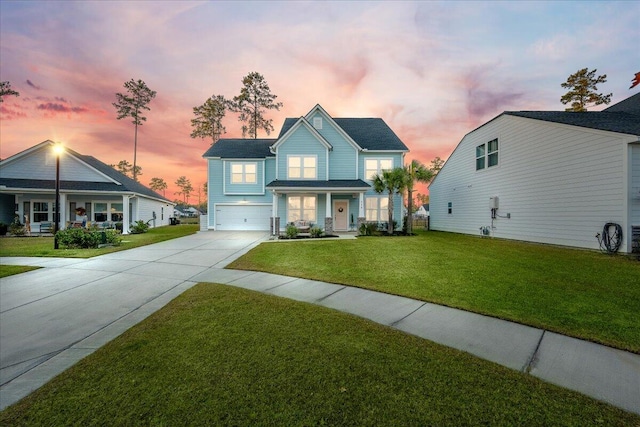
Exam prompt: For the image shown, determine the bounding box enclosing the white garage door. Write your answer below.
[215,204,272,231]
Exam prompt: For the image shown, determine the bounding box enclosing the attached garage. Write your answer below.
[215,204,272,231]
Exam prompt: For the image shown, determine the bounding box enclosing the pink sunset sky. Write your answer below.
[1,1,638,200]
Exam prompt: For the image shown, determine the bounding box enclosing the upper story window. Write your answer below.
[231,162,257,184]
[365,158,393,181]
[288,155,316,179]
[476,139,499,170]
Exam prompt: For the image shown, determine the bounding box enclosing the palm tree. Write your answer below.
[404,160,434,234]
[372,167,407,234]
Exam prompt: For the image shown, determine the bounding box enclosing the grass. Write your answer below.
[228,230,640,353]
[0,224,199,258]
[0,265,39,278]
[1,284,637,426]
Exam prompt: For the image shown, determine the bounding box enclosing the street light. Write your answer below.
[52,143,64,249]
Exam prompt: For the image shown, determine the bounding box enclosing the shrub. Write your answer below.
[130,220,150,234]
[56,228,101,249]
[309,226,324,238]
[56,228,122,249]
[359,222,377,236]
[9,219,26,236]
[0,222,8,236]
[284,224,299,239]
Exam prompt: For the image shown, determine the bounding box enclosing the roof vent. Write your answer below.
[313,117,322,130]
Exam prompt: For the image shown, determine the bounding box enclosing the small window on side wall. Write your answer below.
[476,139,499,170]
[447,202,452,215]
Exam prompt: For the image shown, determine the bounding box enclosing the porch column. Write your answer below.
[324,192,333,233]
[357,193,366,233]
[122,195,130,234]
[59,193,67,230]
[271,192,279,236]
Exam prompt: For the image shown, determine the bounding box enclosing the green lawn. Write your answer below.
[228,230,640,353]
[0,224,199,258]
[0,265,39,278]
[1,284,637,426]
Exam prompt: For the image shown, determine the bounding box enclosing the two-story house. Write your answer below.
[203,105,409,234]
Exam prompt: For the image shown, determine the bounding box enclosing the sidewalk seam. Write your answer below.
[524,330,546,373]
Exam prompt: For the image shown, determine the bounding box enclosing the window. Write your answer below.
[365,158,393,180]
[487,139,499,167]
[365,197,388,222]
[476,139,498,170]
[231,162,257,184]
[288,156,316,179]
[111,203,123,222]
[287,196,316,222]
[33,202,49,222]
[448,202,452,215]
[94,202,108,222]
[313,117,322,129]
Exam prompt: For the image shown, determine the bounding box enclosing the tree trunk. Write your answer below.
[407,188,413,234]
[387,192,394,234]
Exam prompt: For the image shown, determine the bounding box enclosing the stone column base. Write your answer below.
[324,217,333,234]
[357,217,366,235]
[270,217,281,236]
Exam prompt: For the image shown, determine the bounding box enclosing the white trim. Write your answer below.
[270,118,332,152]
[287,154,318,180]
[304,105,362,151]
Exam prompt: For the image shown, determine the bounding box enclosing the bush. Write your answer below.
[9,219,26,236]
[309,226,324,238]
[359,222,377,236]
[0,222,8,236]
[56,228,101,249]
[130,220,150,234]
[284,224,299,239]
[56,228,122,249]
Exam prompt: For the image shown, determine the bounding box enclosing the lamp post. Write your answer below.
[52,143,64,249]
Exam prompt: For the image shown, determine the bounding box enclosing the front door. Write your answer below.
[334,200,348,231]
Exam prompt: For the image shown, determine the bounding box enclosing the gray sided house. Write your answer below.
[203,104,409,233]
[0,140,175,234]
[429,93,640,253]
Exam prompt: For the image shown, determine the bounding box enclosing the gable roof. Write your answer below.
[504,93,640,136]
[202,139,276,159]
[278,117,409,151]
[270,117,333,153]
[0,140,172,202]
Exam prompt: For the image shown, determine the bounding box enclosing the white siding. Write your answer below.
[430,115,630,252]
[631,144,640,226]
[0,148,111,182]
[137,198,172,228]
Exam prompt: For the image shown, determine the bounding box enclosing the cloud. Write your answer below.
[26,79,41,90]
[0,103,28,120]
[37,102,89,114]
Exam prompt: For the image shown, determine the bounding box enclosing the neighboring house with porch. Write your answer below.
[0,140,175,234]
[203,104,409,233]
[429,93,640,253]
[414,203,429,218]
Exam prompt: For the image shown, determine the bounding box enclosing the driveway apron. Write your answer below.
[0,231,267,410]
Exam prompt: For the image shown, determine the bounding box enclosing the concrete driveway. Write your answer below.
[0,231,268,409]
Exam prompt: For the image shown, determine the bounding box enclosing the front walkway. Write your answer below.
[1,231,639,415]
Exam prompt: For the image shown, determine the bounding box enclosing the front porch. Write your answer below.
[266,180,371,236]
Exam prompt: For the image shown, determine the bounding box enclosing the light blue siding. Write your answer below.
[208,158,274,229]
[276,126,328,180]
[309,112,358,179]
[223,160,265,195]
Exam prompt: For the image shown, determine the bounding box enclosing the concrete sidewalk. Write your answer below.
[2,232,639,415]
